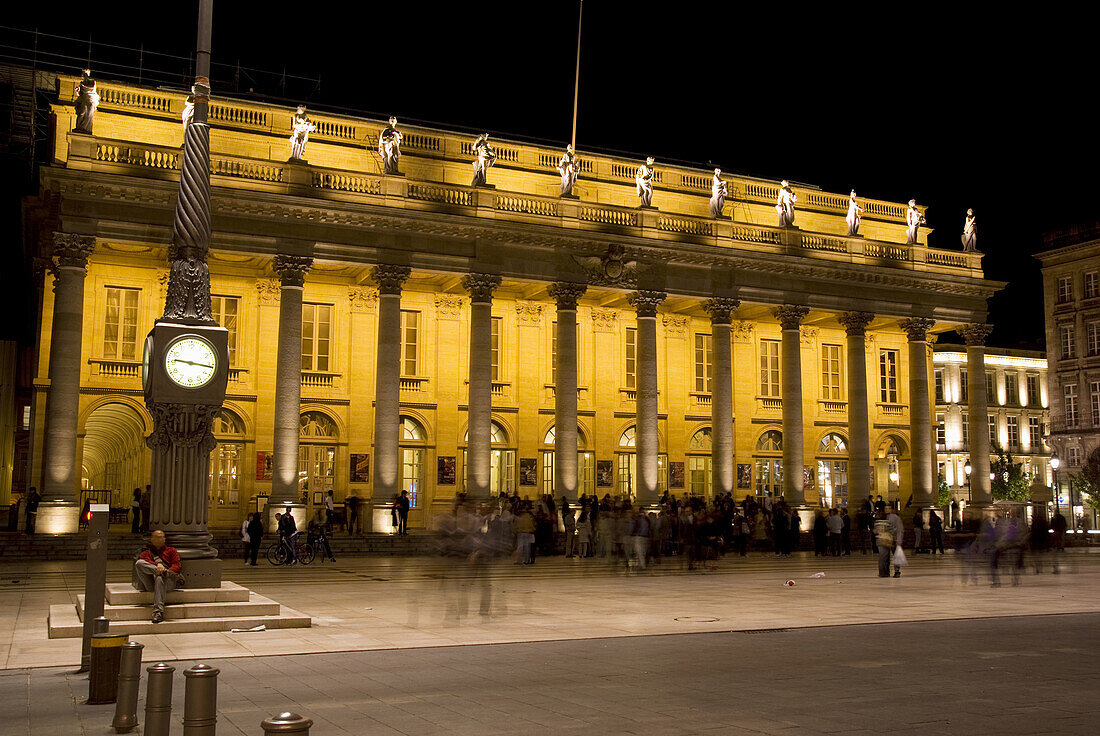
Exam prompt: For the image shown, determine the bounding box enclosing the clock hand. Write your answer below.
[171,359,214,369]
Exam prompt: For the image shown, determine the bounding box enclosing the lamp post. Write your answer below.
[1050,452,1060,514]
[963,458,972,528]
[889,470,899,504]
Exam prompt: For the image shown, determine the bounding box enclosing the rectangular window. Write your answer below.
[1087,271,1100,299]
[1007,416,1019,450]
[962,412,969,449]
[879,350,898,403]
[490,316,502,381]
[1088,322,1100,356]
[936,412,946,447]
[580,452,595,497]
[541,451,554,495]
[400,310,418,376]
[985,371,997,405]
[1004,372,1019,406]
[821,344,842,401]
[1061,325,1076,359]
[1064,384,1078,427]
[1028,417,1041,448]
[934,368,945,404]
[688,456,710,497]
[103,287,139,361]
[960,368,968,403]
[988,414,997,447]
[1057,275,1073,303]
[695,333,713,393]
[1092,381,1100,426]
[625,327,637,389]
[760,339,781,397]
[1026,374,1040,407]
[301,303,332,371]
[22,405,30,431]
[210,296,239,366]
[1069,446,1082,467]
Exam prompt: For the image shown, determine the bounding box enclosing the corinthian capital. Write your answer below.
[773,304,809,330]
[702,297,741,325]
[899,317,935,342]
[548,282,587,310]
[629,290,667,318]
[370,264,411,295]
[51,232,96,270]
[273,254,313,287]
[961,322,994,346]
[462,273,502,303]
[838,311,875,336]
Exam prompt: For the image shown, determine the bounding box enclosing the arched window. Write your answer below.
[689,427,713,450]
[541,425,594,497]
[619,426,636,448]
[213,409,244,437]
[209,409,245,512]
[463,420,515,496]
[402,416,426,441]
[612,426,666,499]
[756,430,783,452]
[818,433,847,454]
[299,411,337,501]
[399,415,428,508]
[464,420,508,445]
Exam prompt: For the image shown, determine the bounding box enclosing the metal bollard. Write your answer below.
[87,632,128,704]
[111,641,144,733]
[261,711,314,735]
[144,663,175,736]
[182,663,220,736]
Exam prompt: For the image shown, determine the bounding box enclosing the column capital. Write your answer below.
[51,232,96,270]
[773,304,809,330]
[273,254,313,287]
[629,290,667,318]
[961,322,994,346]
[702,297,741,325]
[369,264,411,295]
[547,281,587,310]
[462,273,502,303]
[838,311,875,336]
[899,317,935,342]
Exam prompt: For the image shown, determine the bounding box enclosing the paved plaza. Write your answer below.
[0,550,1098,733]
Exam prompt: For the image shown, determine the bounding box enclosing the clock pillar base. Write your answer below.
[35,500,79,534]
[179,557,223,589]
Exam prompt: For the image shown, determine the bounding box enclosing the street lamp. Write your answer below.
[963,458,972,499]
[1050,452,1060,513]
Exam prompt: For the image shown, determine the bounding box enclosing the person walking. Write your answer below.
[841,507,852,555]
[130,488,142,533]
[345,492,359,535]
[309,508,336,562]
[396,490,411,535]
[928,509,945,554]
[874,503,905,577]
[813,510,828,556]
[575,510,591,559]
[826,507,843,556]
[912,508,925,553]
[324,490,336,532]
[140,485,152,533]
[246,512,264,566]
[23,487,40,535]
[514,504,536,564]
[241,514,251,562]
[562,497,576,558]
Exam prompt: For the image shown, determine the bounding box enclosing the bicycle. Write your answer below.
[266,532,316,566]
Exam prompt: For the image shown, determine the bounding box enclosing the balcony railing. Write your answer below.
[301,372,339,390]
[757,397,782,412]
[90,359,141,379]
[819,400,847,414]
[400,377,429,394]
[877,402,907,416]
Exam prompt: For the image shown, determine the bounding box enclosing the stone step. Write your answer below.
[77,593,280,622]
[105,581,250,606]
[48,601,311,638]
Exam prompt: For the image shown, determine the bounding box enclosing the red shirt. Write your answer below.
[139,544,182,574]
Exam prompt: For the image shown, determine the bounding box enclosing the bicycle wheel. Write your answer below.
[298,543,316,565]
[266,543,287,566]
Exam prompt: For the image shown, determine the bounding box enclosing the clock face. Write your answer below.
[163,336,218,389]
[142,335,153,393]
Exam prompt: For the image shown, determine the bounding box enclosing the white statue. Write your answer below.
[558,144,578,196]
[845,190,864,236]
[961,208,978,252]
[709,168,728,218]
[73,69,99,134]
[471,133,497,186]
[636,157,655,207]
[181,88,195,129]
[776,180,797,227]
[289,105,315,161]
[378,116,402,175]
[905,199,926,244]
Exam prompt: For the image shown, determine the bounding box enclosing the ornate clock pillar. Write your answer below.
[142,0,229,588]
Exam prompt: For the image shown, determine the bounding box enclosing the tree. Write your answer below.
[1069,449,1100,511]
[990,443,1030,503]
[936,472,952,508]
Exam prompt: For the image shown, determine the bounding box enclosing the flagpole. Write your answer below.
[570,0,583,150]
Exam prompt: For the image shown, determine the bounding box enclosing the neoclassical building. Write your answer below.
[23,75,1003,530]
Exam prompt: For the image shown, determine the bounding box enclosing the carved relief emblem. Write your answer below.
[573,244,645,286]
[256,278,281,306]
[515,301,543,326]
[434,294,464,320]
[590,308,619,333]
[348,286,379,313]
[662,314,689,338]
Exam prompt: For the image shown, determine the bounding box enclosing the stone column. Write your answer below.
[268,255,312,521]
[369,265,410,520]
[839,312,874,509]
[463,274,502,500]
[703,297,740,498]
[37,233,96,534]
[630,290,667,505]
[901,318,936,507]
[775,305,809,502]
[549,282,587,499]
[962,323,994,509]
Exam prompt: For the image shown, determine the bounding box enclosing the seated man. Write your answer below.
[133,530,184,623]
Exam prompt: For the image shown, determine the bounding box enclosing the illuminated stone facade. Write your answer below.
[24,76,1001,528]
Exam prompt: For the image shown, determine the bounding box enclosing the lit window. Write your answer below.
[879,350,898,404]
[822,344,842,401]
[1026,374,1040,407]
[936,413,946,446]
[400,310,418,376]
[960,368,968,403]
[1006,416,1019,450]
[1057,275,1073,303]
[695,333,713,393]
[1028,417,1041,448]
[689,427,712,450]
[760,339,780,397]
[1064,384,1079,427]
[933,368,945,404]
[103,287,139,361]
[625,327,637,389]
[490,316,501,381]
[986,371,996,405]
[301,303,332,372]
[211,296,239,366]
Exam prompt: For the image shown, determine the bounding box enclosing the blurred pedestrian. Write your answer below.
[826,508,843,556]
[912,509,925,553]
[246,512,264,566]
[928,509,945,554]
[130,487,142,533]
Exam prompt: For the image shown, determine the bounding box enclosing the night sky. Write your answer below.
[2,2,1094,349]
